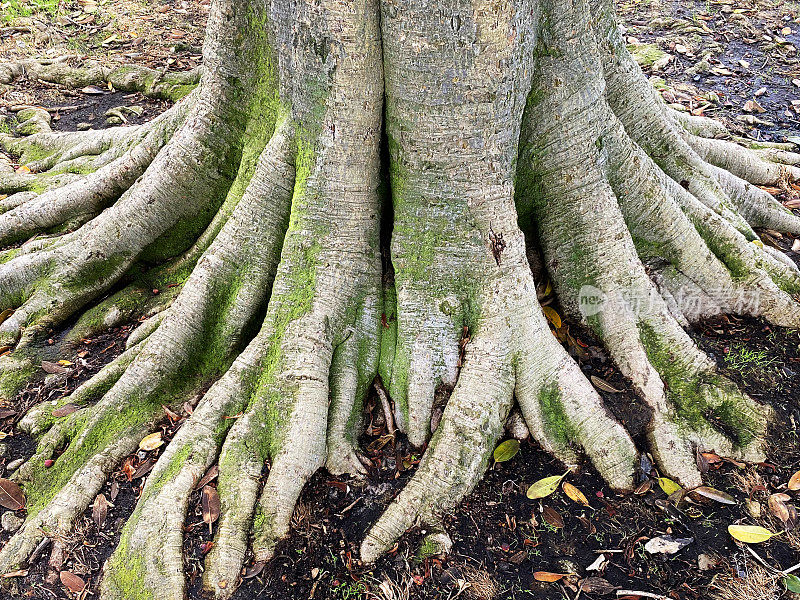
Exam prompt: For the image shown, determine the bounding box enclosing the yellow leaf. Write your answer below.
[57,360,73,366]
[751,239,764,248]
[542,306,562,329]
[590,375,621,394]
[562,481,589,506]
[493,439,520,463]
[527,471,569,500]
[658,477,682,496]
[728,525,777,544]
[788,470,800,491]
[138,432,163,451]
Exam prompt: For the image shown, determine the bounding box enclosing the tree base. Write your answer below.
[0,0,799,598]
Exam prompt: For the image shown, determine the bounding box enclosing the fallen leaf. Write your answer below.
[59,571,85,593]
[81,85,106,95]
[658,477,682,496]
[644,535,693,555]
[131,457,155,480]
[579,577,618,595]
[590,375,621,393]
[243,561,266,579]
[52,404,79,417]
[0,478,25,510]
[92,493,108,528]
[701,452,722,464]
[692,486,736,505]
[0,309,14,326]
[788,470,800,491]
[563,481,589,506]
[139,432,163,451]
[202,485,221,532]
[194,465,219,491]
[769,494,794,526]
[542,306,562,328]
[493,439,520,463]
[527,471,568,500]
[542,506,564,529]
[785,574,800,593]
[163,405,180,422]
[41,361,69,374]
[533,571,569,583]
[728,524,777,544]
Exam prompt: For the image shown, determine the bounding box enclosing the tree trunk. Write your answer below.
[1,0,799,597]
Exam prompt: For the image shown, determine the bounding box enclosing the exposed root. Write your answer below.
[1,0,800,593]
[687,135,800,187]
[0,99,191,245]
[0,110,295,576]
[0,57,199,101]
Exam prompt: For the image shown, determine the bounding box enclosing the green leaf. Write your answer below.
[784,574,800,593]
[493,440,520,463]
[527,471,569,500]
[728,524,777,544]
[658,477,682,496]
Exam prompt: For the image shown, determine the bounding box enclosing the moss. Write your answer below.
[19,144,56,165]
[0,360,37,402]
[638,322,761,448]
[417,536,441,560]
[627,43,668,68]
[377,281,398,385]
[538,382,575,450]
[66,287,151,343]
[103,528,153,600]
[24,399,157,515]
[144,443,193,496]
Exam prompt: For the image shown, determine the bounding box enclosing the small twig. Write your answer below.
[745,545,782,575]
[783,560,800,576]
[373,379,395,436]
[337,496,362,516]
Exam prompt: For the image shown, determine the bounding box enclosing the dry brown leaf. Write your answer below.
[788,470,800,491]
[59,571,85,593]
[52,404,79,418]
[769,494,792,525]
[542,506,564,529]
[202,485,221,533]
[692,486,736,505]
[92,493,108,529]
[0,478,25,510]
[590,375,621,393]
[41,361,69,374]
[194,465,219,491]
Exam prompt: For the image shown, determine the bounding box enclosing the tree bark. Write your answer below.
[0,0,798,597]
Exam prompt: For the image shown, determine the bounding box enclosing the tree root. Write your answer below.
[3,0,800,595]
[0,57,199,101]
